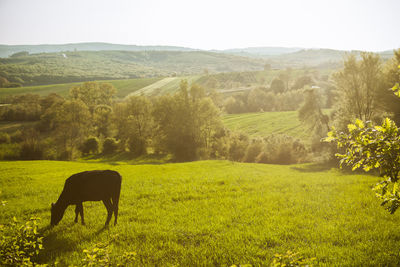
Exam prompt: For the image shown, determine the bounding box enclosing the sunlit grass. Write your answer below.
[0,160,399,266]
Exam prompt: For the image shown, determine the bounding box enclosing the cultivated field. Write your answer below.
[223,111,309,139]
[1,160,399,266]
[0,77,163,99]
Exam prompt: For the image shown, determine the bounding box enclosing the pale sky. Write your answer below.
[0,0,399,51]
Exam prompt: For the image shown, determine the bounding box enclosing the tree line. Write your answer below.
[0,80,307,164]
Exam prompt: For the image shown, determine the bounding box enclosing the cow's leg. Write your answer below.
[102,198,113,226]
[74,204,79,223]
[111,195,119,225]
[78,203,85,225]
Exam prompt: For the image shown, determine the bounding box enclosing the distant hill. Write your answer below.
[218,47,302,57]
[0,42,196,58]
[263,48,396,68]
[0,50,265,86]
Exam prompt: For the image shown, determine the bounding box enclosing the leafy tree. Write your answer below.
[93,105,113,138]
[382,49,400,124]
[292,75,313,90]
[153,81,222,161]
[70,82,116,114]
[124,96,154,155]
[102,137,118,155]
[333,53,384,128]
[325,79,400,214]
[80,137,99,155]
[53,100,91,159]
[270,78,285,94]
[298,88,329,134]
[278,68,292,91]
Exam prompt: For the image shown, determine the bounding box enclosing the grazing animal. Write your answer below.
[51,170,121,227]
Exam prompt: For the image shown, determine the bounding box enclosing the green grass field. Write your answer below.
[128,75,201,97]
[0,77,163,99]
[223,111,309,139]
[1,160,399,266]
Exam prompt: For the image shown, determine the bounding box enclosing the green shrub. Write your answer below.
[10,130,23,143]
[242,139,263,162]
[0,132,10,144]
[20,142,43,160]
[0,143,21,160]
[80,235,136,267]
[103,137,118,155]
[127,136,146,157]
[0,217,44,266]
[80,137,99,155]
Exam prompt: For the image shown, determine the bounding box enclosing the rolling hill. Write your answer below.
[0,42,196,58]
[0,50,265,86]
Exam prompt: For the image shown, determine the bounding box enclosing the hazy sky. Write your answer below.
[0,0,399,51]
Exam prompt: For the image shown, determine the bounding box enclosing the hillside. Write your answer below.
[264,48,396,68]
[0,77,163,99]
[0,50,265,86]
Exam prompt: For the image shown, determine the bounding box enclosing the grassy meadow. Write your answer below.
[1,160,399,266]
[223,111,309,139]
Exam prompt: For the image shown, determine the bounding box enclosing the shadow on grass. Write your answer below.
[291,161,337,173]
[79,152,173,165]
[37,222,110,264]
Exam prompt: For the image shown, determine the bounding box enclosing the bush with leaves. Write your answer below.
[80,137,100,155]
[325,79,400,213]
[271,250,316,267]
[79,235,136,267]
[103,137,119,155]
[0,217,44,266]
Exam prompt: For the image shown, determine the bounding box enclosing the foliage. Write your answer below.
[153,81,222,161]
[80,137,99,155]
[0,217,44,266]
[325,118,400,213]
[332,52,384,128]
[70,82,116,114]
[0,132,10,144]
[102,137,119,155]
[271,250,316,267]
[326,67,400,213]
[0,50,264,86]
[81,242,111,267]
[80,238,136,267]
[19,128,43,160]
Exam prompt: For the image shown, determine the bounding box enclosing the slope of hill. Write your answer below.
[0,50,265,86]
[128,76,201,97]
[263,48,396,68]
[0,77,163,99]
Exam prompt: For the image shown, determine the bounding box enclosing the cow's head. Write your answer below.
[50,203,64,226]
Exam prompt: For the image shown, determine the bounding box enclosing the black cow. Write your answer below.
[51,170,121,227]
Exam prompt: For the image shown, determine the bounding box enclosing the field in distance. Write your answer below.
[1,160,399,266]
[223,111,309,139]
[0,77,163,99]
